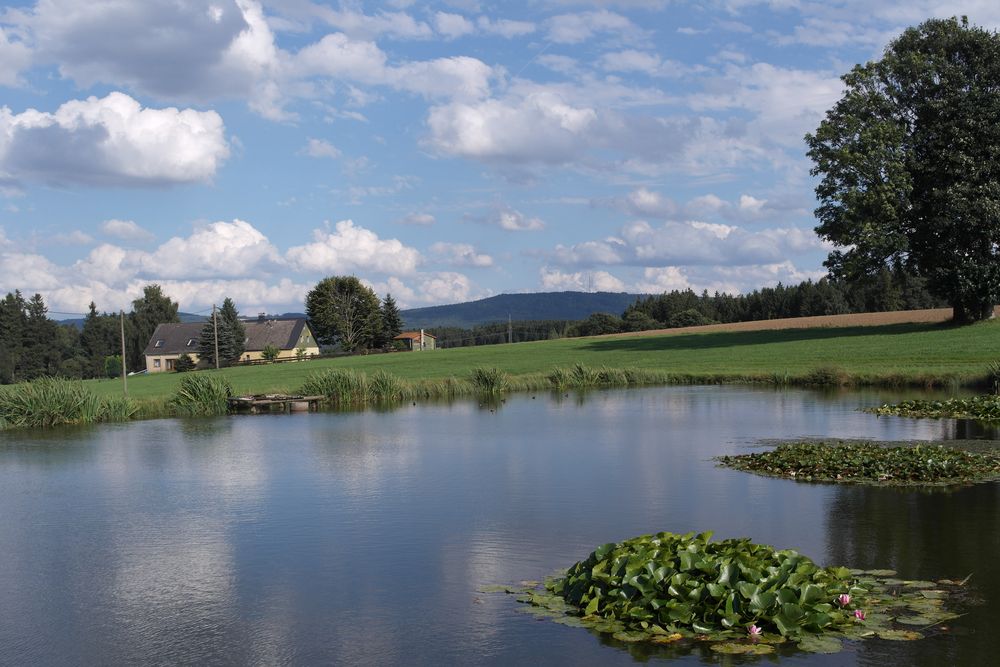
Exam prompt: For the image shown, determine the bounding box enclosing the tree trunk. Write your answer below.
[952,298,996,324]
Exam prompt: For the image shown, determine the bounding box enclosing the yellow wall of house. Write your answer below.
[236,345,320,363]
[146,353,202,373]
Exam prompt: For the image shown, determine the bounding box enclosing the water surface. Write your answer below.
[0,386,994,665]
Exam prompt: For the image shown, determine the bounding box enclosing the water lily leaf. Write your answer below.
[710,642,775,655]
[919,590,948,599]
[896,616,934,626]
[797,635,843,654]
[902,580,936,589]
[878,629,922,641]
[612,631,649,643]
[866,569,897,577]
[552,615,587,628]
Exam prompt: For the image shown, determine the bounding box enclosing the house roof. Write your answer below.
[144,318,313,356]
[394,331,436,340]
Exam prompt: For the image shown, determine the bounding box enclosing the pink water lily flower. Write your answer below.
[836,593,851,607]
[854,609,866,621]
[747,624,763,637]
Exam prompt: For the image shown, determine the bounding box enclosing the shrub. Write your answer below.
[174,354,196,373]
[262,344,280,363]
[803,366,850,386]
[667,308,715,328]
[104,355,123,379]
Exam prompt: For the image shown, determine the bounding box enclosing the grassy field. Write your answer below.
[86,314,1000,402]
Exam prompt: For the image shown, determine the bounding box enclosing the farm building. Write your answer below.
[393,330,435,351]
[144,317,320,372]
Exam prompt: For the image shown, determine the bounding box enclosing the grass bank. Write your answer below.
[82,318,1000,404]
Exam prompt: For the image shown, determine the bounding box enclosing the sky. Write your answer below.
[0,1,998,318]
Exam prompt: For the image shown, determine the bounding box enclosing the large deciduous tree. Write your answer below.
[806,17,1000,323]
[305,276,381,352]
[128,284,179,370]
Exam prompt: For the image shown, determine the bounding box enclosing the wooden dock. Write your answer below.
[227,394,326,414]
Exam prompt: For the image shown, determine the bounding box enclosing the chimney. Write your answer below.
[420,328,425,351]
[258,312,266,323]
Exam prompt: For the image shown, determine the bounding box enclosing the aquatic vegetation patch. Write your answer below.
[716,441,1000,486]
[869,394,1000,420]
[0,377,139,429]
[169,374,233,416]
[469,367,510,394]
[487,531,968,655]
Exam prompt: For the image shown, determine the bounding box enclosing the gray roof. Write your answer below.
[144,318,312,356]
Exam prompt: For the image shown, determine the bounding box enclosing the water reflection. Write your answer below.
[0,386,996,665]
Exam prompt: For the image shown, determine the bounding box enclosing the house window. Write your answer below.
[166,359,174,371]
[187,338,197,346]
[154,340,165,348]
[153,359,161,368]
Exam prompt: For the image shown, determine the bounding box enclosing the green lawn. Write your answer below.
[89,318,1000,401]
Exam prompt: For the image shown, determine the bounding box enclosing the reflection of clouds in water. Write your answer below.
[110,517,234,641]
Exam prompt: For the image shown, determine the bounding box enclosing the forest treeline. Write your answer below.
[0,267,947,380]
[0,285,179,384]
[428,269,946,347]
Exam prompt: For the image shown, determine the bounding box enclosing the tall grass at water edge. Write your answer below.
[169,374,234,416]
[0,377,138,429]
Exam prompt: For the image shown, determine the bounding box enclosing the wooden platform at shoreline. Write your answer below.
[227,394,325,414]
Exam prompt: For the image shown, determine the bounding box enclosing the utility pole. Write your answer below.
[508,313,512,344]
[213,304,220,369]
[119,309,128,397]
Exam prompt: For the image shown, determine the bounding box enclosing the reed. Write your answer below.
[469,367,510,394]
[369,369,404,403]
[0,377,137,429]
[169,373,233,416]
[299,369,372,406]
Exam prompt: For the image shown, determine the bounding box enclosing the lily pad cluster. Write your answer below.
[869,395,1000,420]
[716,441,1000,486]
[489,531,967,655]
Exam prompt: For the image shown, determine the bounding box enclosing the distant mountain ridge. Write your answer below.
[400,291,645,329]
[58,311,208,329]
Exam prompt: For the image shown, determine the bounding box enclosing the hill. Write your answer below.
[58,311,208,329]
[400,291,643,329]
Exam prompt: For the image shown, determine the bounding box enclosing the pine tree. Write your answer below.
[198,297,246,367]
[379,293,403,349]
[0,291,27,384]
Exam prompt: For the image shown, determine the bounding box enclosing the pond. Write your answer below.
[0,385,996,665]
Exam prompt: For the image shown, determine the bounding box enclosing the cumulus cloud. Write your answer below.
[101,219,155,243]
[0,92,230,186]
[371,271,476,307]
[598,50,704,77]
[137,220,283,279]
[596,187,677,218]
[430,242,493,267]
[539,267,626,292]
[632,266,691,293]
[285,219,421,274]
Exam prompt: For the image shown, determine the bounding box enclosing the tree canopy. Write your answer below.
[806,17,1000,322]
[198,297,246,367]
[128,284,179,369]
[305,276,381,352]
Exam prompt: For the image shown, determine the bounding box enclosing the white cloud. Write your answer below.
[372,272,476,307]
[598,50,704,77]
[434,12,475,39]
[476,16,536,38]
[52,230,94,245]
[301,138,341,158]
[0,27,31,87]
[597,187,677,218]
[0,92,230,186]
[539,267,626,292]
[285,219,421,275]
[546,10,645,44]
[101,219,155,243]
[396,213,435,226]
[137,220,283,279]
[430,242,493,267]
[633,266,691,293]
[468,206,545,231]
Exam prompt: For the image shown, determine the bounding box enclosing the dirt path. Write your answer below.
[616,306,999,338]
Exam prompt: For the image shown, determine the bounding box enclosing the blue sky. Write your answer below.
[0,1,994,317]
